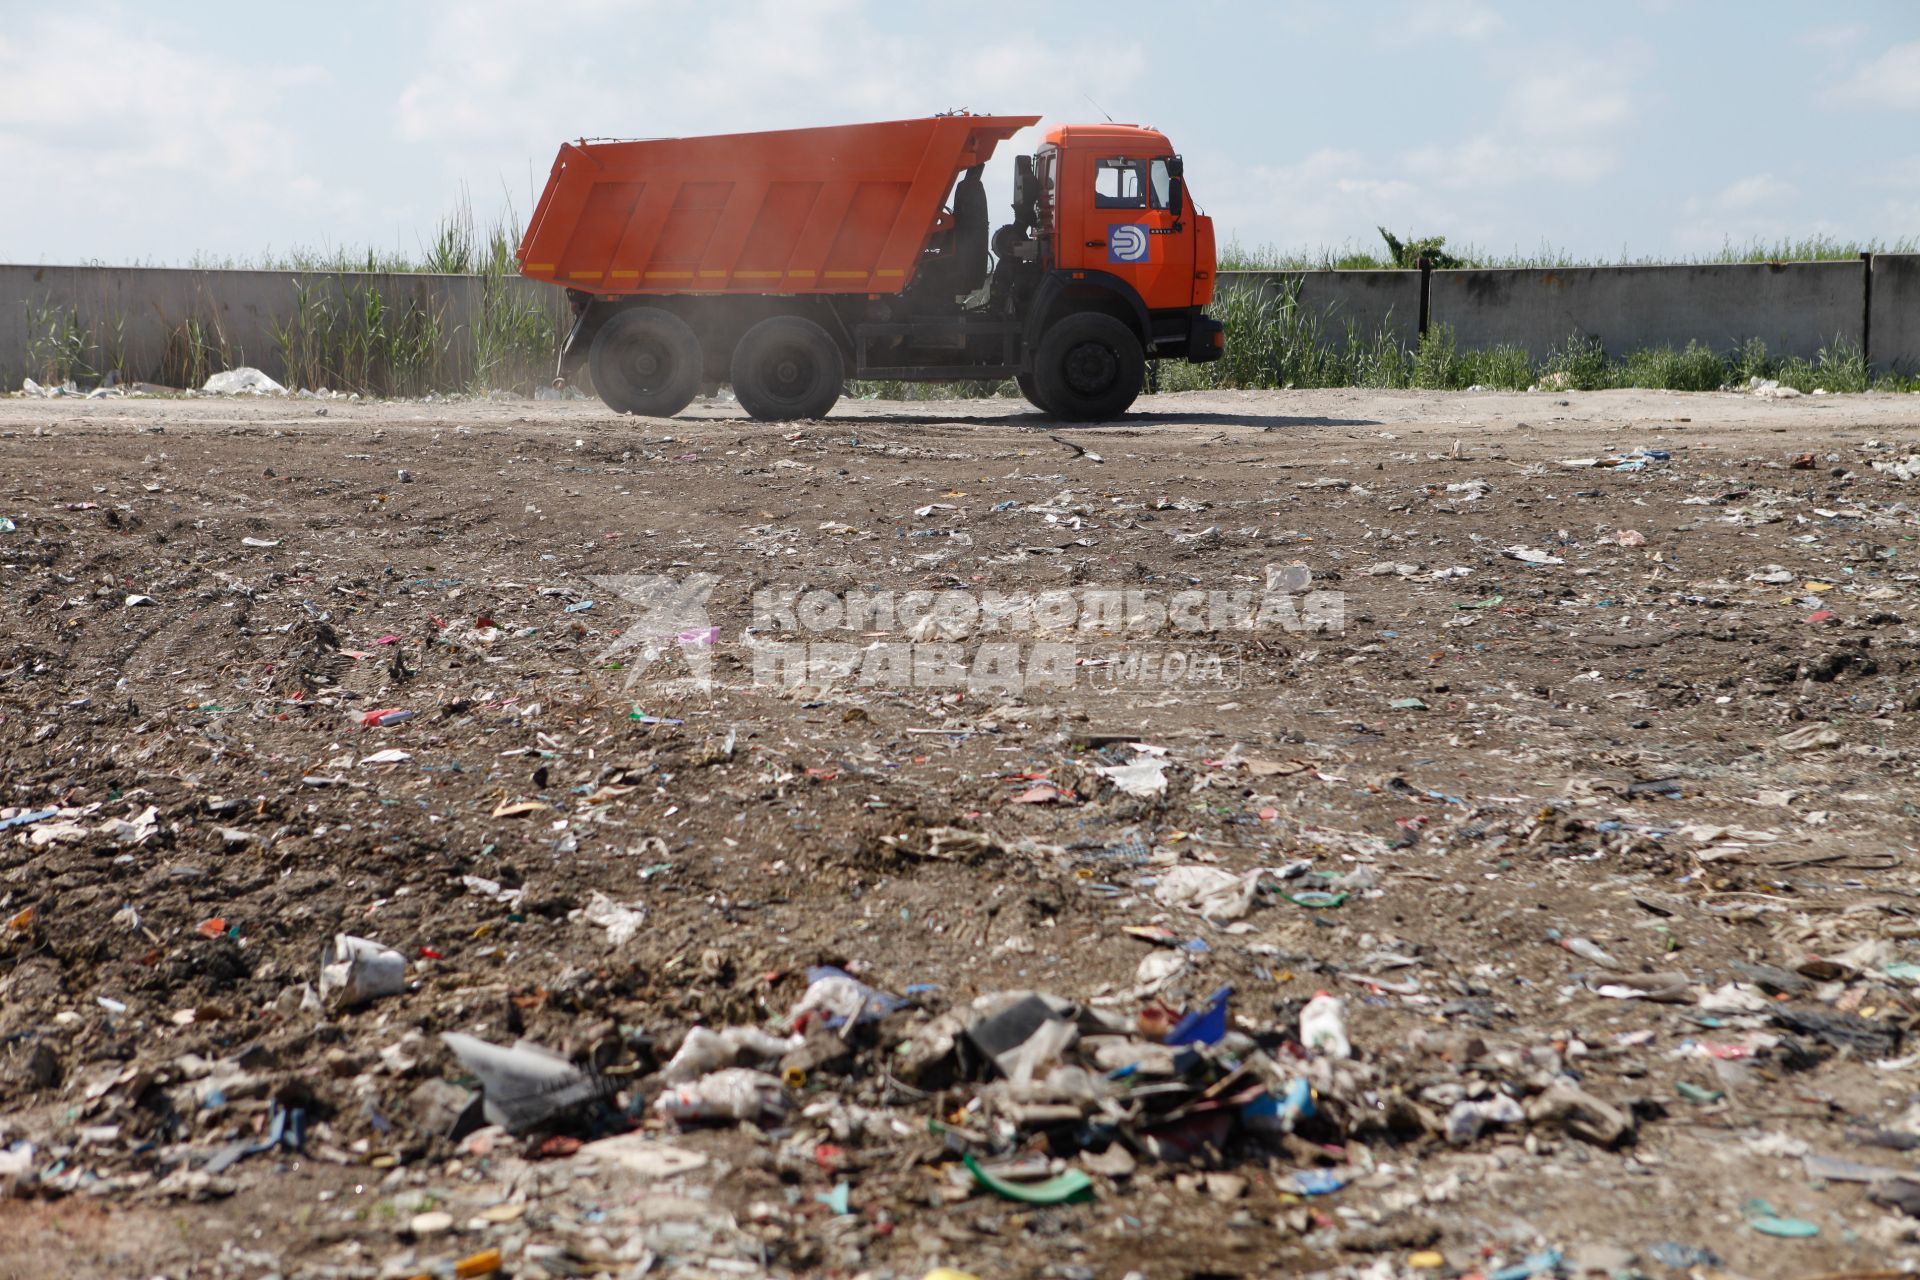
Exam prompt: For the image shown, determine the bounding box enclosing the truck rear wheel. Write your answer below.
[589,307,702,417]
[1034,312,1145,421]
[730,316,843,421]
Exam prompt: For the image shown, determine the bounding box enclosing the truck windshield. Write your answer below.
[1150,158,1172,209]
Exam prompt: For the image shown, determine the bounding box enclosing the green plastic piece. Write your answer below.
[1744,1199,1818,1238]
[963,1154,1094,1205]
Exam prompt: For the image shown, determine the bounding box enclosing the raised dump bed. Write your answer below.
[517,115,1038,297]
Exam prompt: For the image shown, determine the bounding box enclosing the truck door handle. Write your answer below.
[1085,240,1105,248]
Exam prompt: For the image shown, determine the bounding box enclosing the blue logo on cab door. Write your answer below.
[1108,224,1150,263]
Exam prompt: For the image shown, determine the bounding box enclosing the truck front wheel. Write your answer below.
[1015,372,1054,415]
[589,307,702,417]
[1033,312,1145,421]
[730,316,843,421]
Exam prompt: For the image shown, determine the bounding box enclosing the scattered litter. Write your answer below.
[318,934,406,1007]
[1095,757,1168,797]
[964,1154,1095,1205]
[440,1033,611,1133]
[202,367,287,395]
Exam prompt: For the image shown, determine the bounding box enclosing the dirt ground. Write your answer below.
[2,385,1919,1280]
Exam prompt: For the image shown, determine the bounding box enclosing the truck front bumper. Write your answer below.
[1186,313,1225,364]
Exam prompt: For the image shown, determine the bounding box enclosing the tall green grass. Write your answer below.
[847,272,1912,401]
[1220,233,1917,272]
[1159,297,1908,395]
[17,199,562,397]
[262,200,559,396]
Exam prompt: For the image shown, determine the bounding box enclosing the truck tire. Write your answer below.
[589,307,702,417]
[730,316,843,421]
[1033,312,1145,421]
[1016,372,1054,414]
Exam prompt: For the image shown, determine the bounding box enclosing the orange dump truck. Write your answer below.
[517,114,1220,420]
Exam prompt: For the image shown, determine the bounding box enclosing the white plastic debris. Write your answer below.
[1299,992,1351,1058]
[1446,1094,1525,1144]
[654,1068,789,1124]
[1097,757,1168,797]
[580,891,645,947]
[318,934,406,1007]
[440,1032,608,1132]
[202,367,287,396]
[661,1026,805,1084]
[1154,865,1261,921]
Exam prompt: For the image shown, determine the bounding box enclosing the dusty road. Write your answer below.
[1,386,1919,1278]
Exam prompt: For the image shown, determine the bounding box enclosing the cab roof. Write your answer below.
[1043,123,1172,152]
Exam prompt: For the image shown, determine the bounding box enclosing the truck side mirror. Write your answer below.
[1168,177,1185,220]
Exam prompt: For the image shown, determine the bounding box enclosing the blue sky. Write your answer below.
[1,0,1915,265]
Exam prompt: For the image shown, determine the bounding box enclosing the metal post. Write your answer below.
[1417,255,1432,337]
[1861,250,1874,374]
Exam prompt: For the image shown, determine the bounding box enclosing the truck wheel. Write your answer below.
[1034,312,1145,421]
[730,316,843,420]
[589,307,702,417]
[1016,372,1054,414]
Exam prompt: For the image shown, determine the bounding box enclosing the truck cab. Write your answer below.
[1037,125,1215,321]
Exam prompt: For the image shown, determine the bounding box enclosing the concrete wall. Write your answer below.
[1216,270,1421,350]
[1873,254,1920,375]
[5,259,1914,387]
[0,264,558,389]
[1429,260,1867,362]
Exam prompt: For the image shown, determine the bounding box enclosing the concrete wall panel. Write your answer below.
[1216,270,1422,350]
[0,265,556,389]
[1871,253,1920,375]
[1430,261,1866,362]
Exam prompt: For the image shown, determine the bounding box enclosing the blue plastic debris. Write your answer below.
[1290,1168,1346,1196]
[204,1102,305,1174]
[1648,1242,1720,1268]
[1241,1077,1315,1136]
[801,965,908,1028]
[1165,985,1232,1047]
[1487,1249,1563,1280]
[0,809,57,831]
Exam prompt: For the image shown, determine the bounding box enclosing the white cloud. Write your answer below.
[1385,0,1504,43]
[1205,148,1430,252]
[1404,135,1618,188]
[1797,23,1865,50]
[0,17,317,180]
[1872,157,1920,189]
[0,12,351,260]
[1708,174,1795,211]
[1508,61,1635,137]
[1399,49,1642,189]
[1670,175,1829,255]
[1827,41,1920,110]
